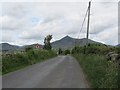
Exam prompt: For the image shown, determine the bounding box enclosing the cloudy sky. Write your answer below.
[0,0,119,46]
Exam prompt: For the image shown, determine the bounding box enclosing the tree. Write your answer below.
[64,49,70,55]
[25,47,33,52]
[58,48,62,55]
[71,46,84,54]
[43,35,52,50]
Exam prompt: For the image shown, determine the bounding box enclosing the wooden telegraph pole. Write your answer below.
[86,1,91,48]
[84,1,91,54]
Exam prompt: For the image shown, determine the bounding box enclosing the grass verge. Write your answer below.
[2,49,57,75]
[73,54,118,88]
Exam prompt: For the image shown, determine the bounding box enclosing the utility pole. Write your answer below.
[84,1,91,54]
[86,1,91,47]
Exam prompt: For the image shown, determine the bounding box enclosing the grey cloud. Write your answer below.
[1,2,118,45]
[2,3,30,17]
[21,35,44,40]
[0,16,29,30]
[42,15,64,24]
[90,23,116,34]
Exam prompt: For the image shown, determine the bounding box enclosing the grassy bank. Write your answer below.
[73,54,118,88]
[2,49,57,74]
[0,56,1,75]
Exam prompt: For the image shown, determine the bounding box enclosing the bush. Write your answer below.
[72,44,114,55]
[73,54,118,88]
[86,45,100,54]
[116,47,120,54]
[71,46,84,54]
[58,48,63,55]
[2,49,57,74]
[25,47,33,52]
[64,49,70,55]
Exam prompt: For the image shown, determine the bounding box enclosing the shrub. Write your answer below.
[25,47,33,52]
[72,44,115,55]
[64,49,70,55]
[58,48,63,55]
[2,49,57,74]
[71,46,84,54]
[73,54,118,88]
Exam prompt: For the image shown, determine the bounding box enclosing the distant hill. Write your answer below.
[51,35,102,49]
[0,43,43,52]
[117,44,120,47]
[21,44,43,49]
[0,36,105,51]
[0,43,20,51]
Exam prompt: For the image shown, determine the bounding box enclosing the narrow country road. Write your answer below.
[2,56,90,88]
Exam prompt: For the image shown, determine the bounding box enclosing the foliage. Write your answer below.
[2,49,57,74]
[43,35,52,50]
[25,47,33,52]
[58,48,63,55]
[0,56,2,75]
[64,49,71,55]
[72,44,119,88]
[71,46,84,54]
[72,44,115,55]
[116,47,120,54]
[73,54,118,88]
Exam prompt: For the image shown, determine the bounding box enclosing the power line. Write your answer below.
[75,7,88,46]
[77,8,89,39]
[77,0,92,39]
[75,0,92,45]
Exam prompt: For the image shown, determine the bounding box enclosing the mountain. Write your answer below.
[0,43,20,51]
[21,44,43,49]
[0,36,104,51]
[117,44,120,47]
[51,35,102,49]
[0,43,43,52]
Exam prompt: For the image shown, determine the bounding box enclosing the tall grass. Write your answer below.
[73,54,118,88]
[2,49,57,74]
[0,56,2,75]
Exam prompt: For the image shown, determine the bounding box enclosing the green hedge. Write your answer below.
[73,54,118,88]
[2,49,57,74]
[72,44,115,55]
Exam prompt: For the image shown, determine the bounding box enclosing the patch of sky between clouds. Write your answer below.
[29,16,42,25]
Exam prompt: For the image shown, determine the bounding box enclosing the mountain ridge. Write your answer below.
[1,35,106,51]
[51,35,102,49]
[0,43,20,51]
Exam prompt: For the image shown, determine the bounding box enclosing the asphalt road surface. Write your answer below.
[2,56,90,88]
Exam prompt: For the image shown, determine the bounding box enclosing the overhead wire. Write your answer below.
[77,0,93,39]
[75,1,92,46]
[77,7,89,39]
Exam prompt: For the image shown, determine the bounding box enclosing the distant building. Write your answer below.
[35,43,41,49]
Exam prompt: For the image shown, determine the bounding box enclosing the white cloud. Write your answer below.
[2,30,14,42]
[0,1,118,45]
[90,26,118,45]
[0,0,119,3]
